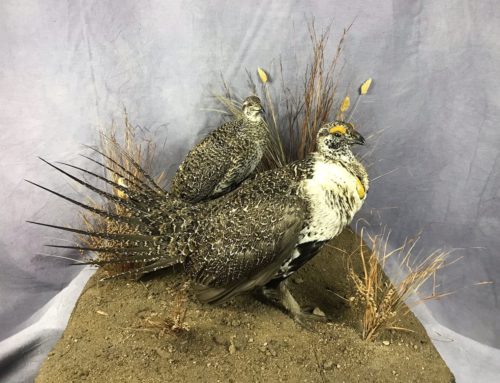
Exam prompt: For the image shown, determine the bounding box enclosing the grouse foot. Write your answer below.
[256,281,328,328]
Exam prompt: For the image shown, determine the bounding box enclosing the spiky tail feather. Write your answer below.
[85,143,167,195]
[84,142,166,196]
[28,149,182,279]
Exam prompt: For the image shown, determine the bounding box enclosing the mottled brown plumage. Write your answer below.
[30,121,368,320]
[170,96,268,203]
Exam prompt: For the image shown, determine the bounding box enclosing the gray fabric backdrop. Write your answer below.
[1,1,499,382]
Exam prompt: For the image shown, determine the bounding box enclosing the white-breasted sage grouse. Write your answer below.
[170,96,268,203]
[29,121,368,321]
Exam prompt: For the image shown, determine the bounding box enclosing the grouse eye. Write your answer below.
[334,132,342,138]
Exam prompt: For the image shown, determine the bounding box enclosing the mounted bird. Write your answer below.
[170,95,269,203]
[29,121,368,322]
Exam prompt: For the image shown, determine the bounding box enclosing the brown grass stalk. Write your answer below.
[145,280,191,335]
[347,228,453,341]
[216,20,351,170]
[296,22,350,160]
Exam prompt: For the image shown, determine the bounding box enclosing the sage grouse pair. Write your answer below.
[30,111,368,321]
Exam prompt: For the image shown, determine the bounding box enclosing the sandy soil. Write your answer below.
[36,228,454,383]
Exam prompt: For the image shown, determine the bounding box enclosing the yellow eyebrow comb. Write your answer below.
[329,125,347,135]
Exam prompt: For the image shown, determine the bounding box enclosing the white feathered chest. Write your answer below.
[298,160,367,244]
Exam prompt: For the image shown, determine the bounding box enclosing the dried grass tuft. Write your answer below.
[347,228,454,341]
[145,280,191,335]
[216,21,353,170]
[295,22,350,160]
[79,112,165,273]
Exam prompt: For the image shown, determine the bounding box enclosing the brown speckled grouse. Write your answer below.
[170,96,268,203]
[29,121,368,321]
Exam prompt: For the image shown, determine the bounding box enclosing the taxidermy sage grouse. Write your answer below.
[28,121,368,322]
[170,95,268,203]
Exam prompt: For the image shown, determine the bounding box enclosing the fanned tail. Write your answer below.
[28,147,186,278]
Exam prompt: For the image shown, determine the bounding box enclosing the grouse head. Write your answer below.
[316,121,365,154]
[242,96,265,122]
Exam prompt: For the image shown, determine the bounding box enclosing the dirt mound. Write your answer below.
[36,229,454,383]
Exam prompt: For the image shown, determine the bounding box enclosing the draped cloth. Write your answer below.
[1,1,499,381]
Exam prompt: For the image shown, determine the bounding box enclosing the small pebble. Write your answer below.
[323,361,334,370]
[313,307,326,317]
[382,340,390,346]
[228,335,237,354]
[267,346,277,357]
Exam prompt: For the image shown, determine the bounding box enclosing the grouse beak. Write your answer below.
[349,130,365,146]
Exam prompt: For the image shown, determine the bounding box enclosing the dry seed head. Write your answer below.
[360,78,373,95]
[340,95,351,113]
[257,67,269,84]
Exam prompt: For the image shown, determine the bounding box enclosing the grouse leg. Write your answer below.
[258,280,327,326]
